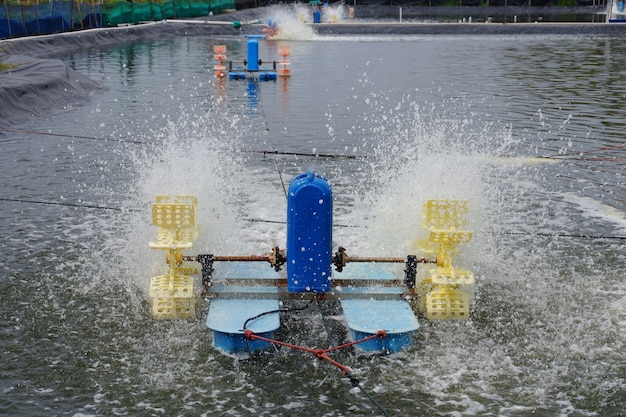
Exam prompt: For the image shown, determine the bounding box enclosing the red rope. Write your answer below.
[243,329,387,376]
[324,330,387,354]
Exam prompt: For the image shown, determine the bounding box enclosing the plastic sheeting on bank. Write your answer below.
[0,54,102,126]
[0,0,236,39]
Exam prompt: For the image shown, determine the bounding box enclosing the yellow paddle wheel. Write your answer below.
[148,195,199,319]
[415,200,475,319]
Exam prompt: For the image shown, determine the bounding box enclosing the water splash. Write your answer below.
[119,101,264,294]
[329,97,516,259]
[65,38,625,417]
[4,28,626,417]
[262,3,347,41]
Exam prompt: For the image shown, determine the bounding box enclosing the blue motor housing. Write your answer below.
[247,38,259,71]
[313,10,321,23]
[287,169,332,292]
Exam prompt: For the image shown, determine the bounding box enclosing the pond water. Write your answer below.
[1,17,625,417]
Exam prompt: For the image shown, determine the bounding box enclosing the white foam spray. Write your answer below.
[121,101,262,293]
[261,3,347,41]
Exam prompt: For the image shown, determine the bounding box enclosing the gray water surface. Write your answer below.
[1,31,625,416]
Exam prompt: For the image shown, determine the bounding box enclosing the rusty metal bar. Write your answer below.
[183,255,271,262]
[184,254,435,264]
[210,278,406,288]
[344,256,436,264]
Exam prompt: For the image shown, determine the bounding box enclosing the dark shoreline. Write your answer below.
[1,6,625,127]
[1,6,623,58]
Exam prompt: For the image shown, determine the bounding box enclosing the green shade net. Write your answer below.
[1,0,236,38]
[101,0,235,26]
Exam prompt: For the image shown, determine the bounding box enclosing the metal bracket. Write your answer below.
[404,255,417,288]
[332,246,348,272]
[197,254,215,289]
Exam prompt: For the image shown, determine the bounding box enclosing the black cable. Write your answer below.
[0,127,148,144]
[243,218,358,228]
[10,127,622,162]
[255,149,363,159]
[241,301,315,354]
[242,308,287,333]
[316,301,393,417]
[242,308,287,356]
[345,372,392,417]
[238,295,396,416]
[1,198,622,242]
[0,197,140,211]
[501,231,626,241]
[316,300,336,347]
[273,154,288,200]
[0,128,363,158]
